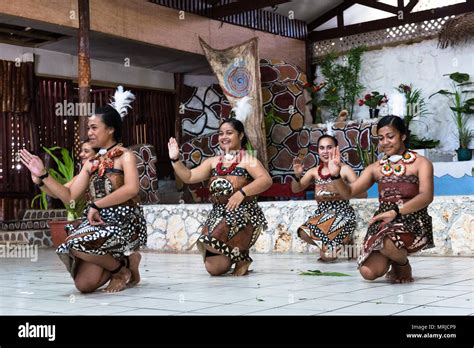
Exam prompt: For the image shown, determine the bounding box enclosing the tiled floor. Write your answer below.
[0,249,472,316]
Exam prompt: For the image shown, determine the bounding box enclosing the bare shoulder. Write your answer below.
[240,152,260,169]
[414,154,433,171]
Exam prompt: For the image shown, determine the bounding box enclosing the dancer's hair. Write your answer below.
[317,134,338,148]
[377,115,410,145]
[220,118,249,148]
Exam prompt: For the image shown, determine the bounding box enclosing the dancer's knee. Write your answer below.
[74,276,99,293]
[359,265,378,281]
[204,257,231,276]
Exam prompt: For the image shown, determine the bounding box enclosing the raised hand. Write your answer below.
[19,149,47,177]
[292,157,304,178]
[168,137,180,161]
[369,210,397,227]
[87,206,104,226]
[327,146,342,177]
[226,190,245,211]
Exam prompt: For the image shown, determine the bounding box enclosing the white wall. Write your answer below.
[0,42,174,90]
[316,39,474,151]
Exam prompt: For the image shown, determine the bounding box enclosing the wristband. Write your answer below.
[38,171,49,180]
[171,157,180,163]
[90,202,101,211]
[392,205,402,218]
[330,174,341,180]
[239,188,247,197]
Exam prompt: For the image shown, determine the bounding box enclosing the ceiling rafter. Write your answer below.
[308,1,474,42]
[307,1,355,31]
[354,0,399,14]
[210,0,290,18]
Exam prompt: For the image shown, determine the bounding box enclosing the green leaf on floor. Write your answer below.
[299,269,350,276]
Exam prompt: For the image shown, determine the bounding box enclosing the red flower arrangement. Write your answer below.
[358,91,388,109]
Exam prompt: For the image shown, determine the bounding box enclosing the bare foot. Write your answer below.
[393,261,414,283]
[103,267,131,293]
[127,252,142,286]
[318,249,338,263]
[385,262,398,282]
[232,260,252,276]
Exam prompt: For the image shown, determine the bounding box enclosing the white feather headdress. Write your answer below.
[231,96,253,124]
[325,121,334,136]
[109,86,135,118]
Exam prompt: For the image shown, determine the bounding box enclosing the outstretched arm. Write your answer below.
[168,137,213,184]
[291,157,314,193]
[328,146,375,199]
[341,165,368,198]
[20,149,89,205]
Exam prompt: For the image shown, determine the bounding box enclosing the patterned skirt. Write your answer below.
[357,201,434,267]
[196,198,267,263]
[56,204,147,277]
[297,200,356,253]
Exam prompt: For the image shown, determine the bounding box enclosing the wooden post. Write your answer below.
[78,0,91,144]
[174,73,184,145]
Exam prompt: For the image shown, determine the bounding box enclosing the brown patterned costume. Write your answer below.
[358,175,434,267]
[298,178,356,255]
[56,148,147,277]
[196,167,267,263]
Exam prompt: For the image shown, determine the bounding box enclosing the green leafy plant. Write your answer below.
[358,91,388,110]
[429,72,474,149]
[264,106,284,135]
[299,269,350,277]
[31,146,85,221]
[355,140,378,168]
[397,83,439,149]
[318,46,365,120]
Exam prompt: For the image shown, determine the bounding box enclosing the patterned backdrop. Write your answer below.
[179,59,379,201]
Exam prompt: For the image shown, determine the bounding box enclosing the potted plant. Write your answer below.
[358,91,388,118]
[429,72,474,161]
[397,83,439,150]
[32,146,85,247]
[315,47,365,121]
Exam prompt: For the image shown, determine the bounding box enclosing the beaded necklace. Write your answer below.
[380,150,416,176]
[317,162,331,180]
[215,149,243,176]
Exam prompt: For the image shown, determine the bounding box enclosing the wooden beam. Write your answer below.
[210,0,289,18]
[308,2,474,42]
[308,1,355,31]
[337,12,344,28]
[78,0,91,142]
[354,0,399,14]
[0,27,59,42]
[404,0,419,13]
[174,73,184,145]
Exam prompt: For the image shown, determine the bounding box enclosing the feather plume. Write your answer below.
[109,86,135,118]
[325,122,334,136]
[231,96,253,123]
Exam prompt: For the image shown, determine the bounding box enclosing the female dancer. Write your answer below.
[20,87,146,293]
[292,134,365,262]
[168,119,272,276]
[327,116,434,283]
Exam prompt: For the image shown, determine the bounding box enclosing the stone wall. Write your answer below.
[143,196,474,257]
